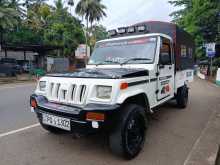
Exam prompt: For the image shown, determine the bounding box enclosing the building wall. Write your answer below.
[47,57,69,73]
[0,51,36,61]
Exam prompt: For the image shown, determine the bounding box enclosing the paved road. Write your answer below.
[0,83,37,133]
[0,79,219,165]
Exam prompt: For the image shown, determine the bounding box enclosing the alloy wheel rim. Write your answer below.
[125,113,145,155]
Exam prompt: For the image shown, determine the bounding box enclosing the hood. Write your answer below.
[46,68,149,79]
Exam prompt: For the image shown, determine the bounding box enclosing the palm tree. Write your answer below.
[75,0,107,54]
[68,0,74,7]
[68,0,74,14]
[23,0,46,12]
[9,0,25,17]
[76,0,106,28]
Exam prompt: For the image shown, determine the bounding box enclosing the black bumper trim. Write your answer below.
[31,94,121,133]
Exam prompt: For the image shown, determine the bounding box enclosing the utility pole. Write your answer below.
[210,56,213,77]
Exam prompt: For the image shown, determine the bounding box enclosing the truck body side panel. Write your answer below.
[175,70,194,92]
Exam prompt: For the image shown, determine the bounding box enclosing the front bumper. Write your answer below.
[30,94,120,134]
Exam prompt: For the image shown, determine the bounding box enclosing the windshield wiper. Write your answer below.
[95,60,121,66]
[104,60,121,64]
[121,58,151,65]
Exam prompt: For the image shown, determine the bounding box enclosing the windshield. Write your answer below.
[89,37,157,65]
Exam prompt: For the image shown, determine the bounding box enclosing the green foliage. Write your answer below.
[89,24,108,48]
[44,0,85,56]
[92,25,108,41]
[1,0,108,57]
[0,0,20,30]
[1,0,86,57]
[5,25,44,44]
[169,0,220,59]
[75,0,107,25]
[75,0,107,50]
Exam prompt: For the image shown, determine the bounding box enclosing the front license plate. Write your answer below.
[42,113,71,131]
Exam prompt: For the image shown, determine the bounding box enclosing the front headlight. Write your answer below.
[39,81,46,92]
[96,86,112,99]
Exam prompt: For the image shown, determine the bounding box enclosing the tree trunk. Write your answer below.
[5,49,7,58]
[86,17,89,58]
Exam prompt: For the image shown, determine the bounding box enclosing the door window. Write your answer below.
[160,38,172,65]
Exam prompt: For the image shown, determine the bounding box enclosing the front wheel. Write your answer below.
[176,85,189,108]
[109,104,147,159]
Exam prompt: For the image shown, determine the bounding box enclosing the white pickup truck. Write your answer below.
[30,21,194,159]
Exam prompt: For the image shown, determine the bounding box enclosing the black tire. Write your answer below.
[39,122,66,134]
[176,85,189,108]
[109,104,147,159]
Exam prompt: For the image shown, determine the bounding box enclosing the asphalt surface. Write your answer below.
[0,83,37,133]
[0,79,219,165]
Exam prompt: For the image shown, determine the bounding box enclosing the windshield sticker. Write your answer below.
[98,37,156,48]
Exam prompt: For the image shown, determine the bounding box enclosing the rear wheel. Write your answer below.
[176,85,189,108]
[109,104,147,159]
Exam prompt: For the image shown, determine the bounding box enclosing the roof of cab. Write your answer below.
[97,33,173,44]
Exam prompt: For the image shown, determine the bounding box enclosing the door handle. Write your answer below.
[169,66,172,69]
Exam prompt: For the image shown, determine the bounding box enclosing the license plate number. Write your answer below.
[42,113,71,131]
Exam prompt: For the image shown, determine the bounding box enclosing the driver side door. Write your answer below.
[156,37,175,101]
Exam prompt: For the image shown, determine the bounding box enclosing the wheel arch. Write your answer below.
[120,93,151,114]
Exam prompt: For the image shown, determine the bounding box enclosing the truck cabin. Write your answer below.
[88,21,194,72]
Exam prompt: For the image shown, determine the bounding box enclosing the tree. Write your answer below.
[169,0,220,58]
[0,0,19,29]
[0,0,20,44]
[44,0,85,56]
[89,24,107,48]
[2,0,87,58]
[68,0,74,14]
[75,0,107,53]
[23,0,46,8]
[76,0,107,28]
[5,25,44,44]
[24,0,50,31]
[8,0,25,17]
[68,0,74,6]
[4,1,49,44]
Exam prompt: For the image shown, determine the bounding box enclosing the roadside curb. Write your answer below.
[184,107,220,165]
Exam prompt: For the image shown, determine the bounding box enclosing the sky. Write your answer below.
[49,0,179,30]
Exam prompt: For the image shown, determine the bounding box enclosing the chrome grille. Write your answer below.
[79,85,87,103]
[47,82,87,104]
[70,84,76,102]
